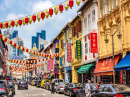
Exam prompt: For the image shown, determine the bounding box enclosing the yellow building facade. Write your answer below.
[97,0,130,84]
[70,16,82,83]
[58,32,65,79]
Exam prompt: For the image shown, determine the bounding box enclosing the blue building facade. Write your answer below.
[18,41,23,56]
[53,39,59,78]
[31,30,46,49]
[9,30,18,39]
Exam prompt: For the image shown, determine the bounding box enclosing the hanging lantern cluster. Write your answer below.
[8,58,45,64]
[0,0,86,29]
[0,34,61,58]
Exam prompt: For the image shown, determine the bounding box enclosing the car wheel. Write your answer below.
[57,89,60,94]
[64,91,66,95]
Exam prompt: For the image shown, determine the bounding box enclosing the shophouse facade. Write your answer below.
[77,0,98,83]
[96,0,130,84]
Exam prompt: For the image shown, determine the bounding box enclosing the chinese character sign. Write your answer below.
[76,40,82,59]
[50,58,54,70]
[47,61,50,71]
[90,31,98,53]
[67,44,72,62]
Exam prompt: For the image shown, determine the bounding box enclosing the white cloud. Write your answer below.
[6,13,25,21]
[32,1,53,13]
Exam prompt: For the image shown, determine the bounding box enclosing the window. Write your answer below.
[84,17,87,28]
[88,14,91,25]
[98,85,104,92]
[74,26,76,36]
[61,39,64,49]
[103,85,112,92]
[92,10,95,22]
[85,42,88,54]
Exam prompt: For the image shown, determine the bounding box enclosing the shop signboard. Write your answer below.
[47,61,50,71]
[44,61,47,73]
[67,44,72,62]
[50,58,54,70]
[54,63,59,73]
[76,40,82,59]
[120,70,123,84]
[90,30,98,53]
[60,57,63,66]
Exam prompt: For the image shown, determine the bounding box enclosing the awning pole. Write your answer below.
[82,73,83,83]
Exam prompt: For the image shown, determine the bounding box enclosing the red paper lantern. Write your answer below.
[4,38,7,42]
[0,34,2,39]
[59,4,63,13]
[41,12,45,20]
[25,17,29,24]
[22,47,24,51]
[11,21,15,27]
[82,0,85,3]
[10,40,12,44]
[42,59,44,61]
[69,0,74,9]
[14,43,16,47]
[0,23,3,29]
[36,60,37,63]
[26,61,28,63]
[5,22,8,28]
[39,60,40,62]
[18,45,21,49]
[49,8,53,17]
[32,15,36,23]
[18,19,22,26]
[26,49,28,52]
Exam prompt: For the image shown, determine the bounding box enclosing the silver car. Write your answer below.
[55,82,65,94]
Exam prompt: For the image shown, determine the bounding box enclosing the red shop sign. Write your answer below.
[67,43,72,62]
[90,30,98,53]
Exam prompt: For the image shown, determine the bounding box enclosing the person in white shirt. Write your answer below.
[85,80,91,97]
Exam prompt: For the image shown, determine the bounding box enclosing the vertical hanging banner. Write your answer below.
[90,30,98,53]
[60,57,63,66]
[47,61,50,71]
[67,43,72,62]
[76,40,82,59]
[50,58,54,70]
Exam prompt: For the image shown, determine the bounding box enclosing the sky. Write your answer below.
[0,0,82,56]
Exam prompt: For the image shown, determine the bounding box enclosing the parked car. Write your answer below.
[0,80,9,97]
[76,83,98,97]
[8,80,15,95]
[36,80,41,87]
[18,81,28,90]
[50,79,64,91]
[31,80,37,86]
[91,84,130,97]
[55,82,66,94]
[64,83,84,97]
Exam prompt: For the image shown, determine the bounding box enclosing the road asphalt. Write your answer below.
[14,85,67,97]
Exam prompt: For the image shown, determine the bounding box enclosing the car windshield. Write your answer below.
[74,83,84,87]
[112,85,130,92]
[20,82,27,85]
[60,82,65,85]
[58,80,63,82]
[0,81,6,88]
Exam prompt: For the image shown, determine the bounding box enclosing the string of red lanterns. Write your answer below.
[0,0,86,29]
[0,34,61,57]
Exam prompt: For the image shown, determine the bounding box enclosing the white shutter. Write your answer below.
[68,29,72,39]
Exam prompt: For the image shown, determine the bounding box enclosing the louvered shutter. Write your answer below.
[72,27,74,37]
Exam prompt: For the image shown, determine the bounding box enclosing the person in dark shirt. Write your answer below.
[51,81,55,94]
[96,81,102,89]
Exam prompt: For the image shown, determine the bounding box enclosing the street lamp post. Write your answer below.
[105,22,121,84]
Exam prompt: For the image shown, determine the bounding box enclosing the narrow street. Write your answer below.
[14,85,66,97]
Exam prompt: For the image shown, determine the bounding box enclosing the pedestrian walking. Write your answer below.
[51,81,55,94]
[85,80,91,97]
[96,81,102,89]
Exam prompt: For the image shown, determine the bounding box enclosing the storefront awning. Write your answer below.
[48,75,54,79]
[94,55,120,76]
[43,74,49,79]
[115,54,130,71]
[77,63,94,74]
